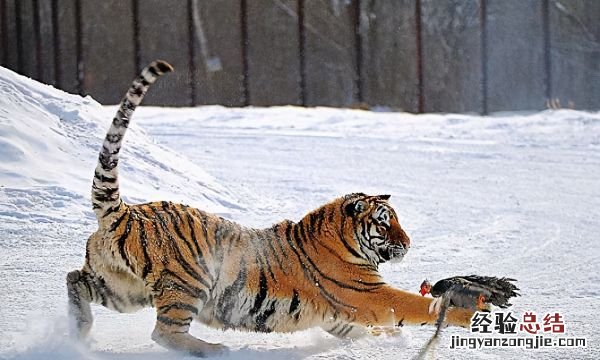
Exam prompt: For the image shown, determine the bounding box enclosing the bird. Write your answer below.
[412,275,520,360]
[419,275,520,313]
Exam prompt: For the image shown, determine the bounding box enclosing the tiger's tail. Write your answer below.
[91,60,173,220]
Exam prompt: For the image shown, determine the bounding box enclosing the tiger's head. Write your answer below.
[340,193,411,265]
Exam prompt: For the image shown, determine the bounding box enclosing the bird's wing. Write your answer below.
[447,281,492,309]
[461,275,520,308]
[429,281,492,315]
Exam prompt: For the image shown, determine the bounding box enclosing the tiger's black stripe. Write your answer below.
[281,222,356,311]
[212,222,230,276]
[180,210,214,279]
[142,205,165,252]
[161,203,194,253]
[355,225,377,259]
[181,209,202,255]
[198,212,214,250]
[130,210,153,279]
[116,214,134,272]
[150,206,212,289]
[158,302,199,316]
[102,203,122,218]
[160,269,208,302]
[338,203,366,260]
[216,261,248,326]
[268,224,289,271]
[108,209,129,233]
[339,324,355,337]
[263,229,285,271]
[289,289,301,315]
[304,213,320,251]
[259,248,278,283]
[291,222,382,293]
[251,230,278,283]
[250,270,268,315]
[255,300,277,332]
[94,170,116,183]
[93,276,126,312]
[160,203,211,278]
[226,230,241,253]
[157,316,192,327]
[294,221,304,244]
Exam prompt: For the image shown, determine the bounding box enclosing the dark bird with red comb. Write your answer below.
[413,276,520,360]
[419,275,520,312]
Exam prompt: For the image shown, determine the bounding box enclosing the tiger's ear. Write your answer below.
[377,194,391,200]
[345,200,368,217]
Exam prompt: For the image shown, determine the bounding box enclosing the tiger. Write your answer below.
[66,60,473,357]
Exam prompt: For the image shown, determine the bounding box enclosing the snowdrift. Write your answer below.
[0,66,244,226]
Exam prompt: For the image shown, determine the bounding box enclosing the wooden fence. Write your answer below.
[1,0,598,112]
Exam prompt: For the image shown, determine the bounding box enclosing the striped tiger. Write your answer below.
[66,60,474,357]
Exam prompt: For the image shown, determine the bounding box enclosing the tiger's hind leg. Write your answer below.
[151,281,226,357]
[66,270,94,339]
[66,268,152,339]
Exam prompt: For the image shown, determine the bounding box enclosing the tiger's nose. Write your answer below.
[400,229,411,249]
[391,223,410,249]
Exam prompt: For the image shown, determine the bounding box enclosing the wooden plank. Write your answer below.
[246,0,301,106]
[421,0,483,113]
[550,0,600,110]
[55,0,79,94]
[486,0,545,112]
[137,0,192,106]
[0,0,4,66]
[2,0,18,69]
[191,0,245,106]
[37,0,56,85]
[80,0,135,104]
[303,0,358,107]
[17,0,38,78]
[359,0,419,111]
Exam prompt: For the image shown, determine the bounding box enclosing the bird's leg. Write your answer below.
[413,297,450,360]
[477,294,486,310]
[476,294,493,312]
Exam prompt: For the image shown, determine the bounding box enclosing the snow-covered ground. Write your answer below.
[1,66,599,359]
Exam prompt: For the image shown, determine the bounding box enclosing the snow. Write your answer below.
[1,66,599,359]
[0,66,243,228]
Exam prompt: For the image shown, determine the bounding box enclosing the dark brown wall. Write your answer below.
[54,0,79,94]
[192,0,245,106]
[549,0,600,110]
[80,0,136,104]
[247,0,302,106]
[3,0,19,69]
[359,0,420,112]
[303,0,359,107]
[486,0,546,112]
[1,0,598,112]
[37,0,56,85]
[421,0,483,113]
[137,0,193,106]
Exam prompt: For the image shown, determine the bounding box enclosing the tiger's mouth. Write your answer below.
[378,244,408,263]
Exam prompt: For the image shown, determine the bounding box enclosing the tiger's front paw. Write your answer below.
[428,297,444,316]
[367,326,403,337]
[152,328,229,358]
[188,343,229,358]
